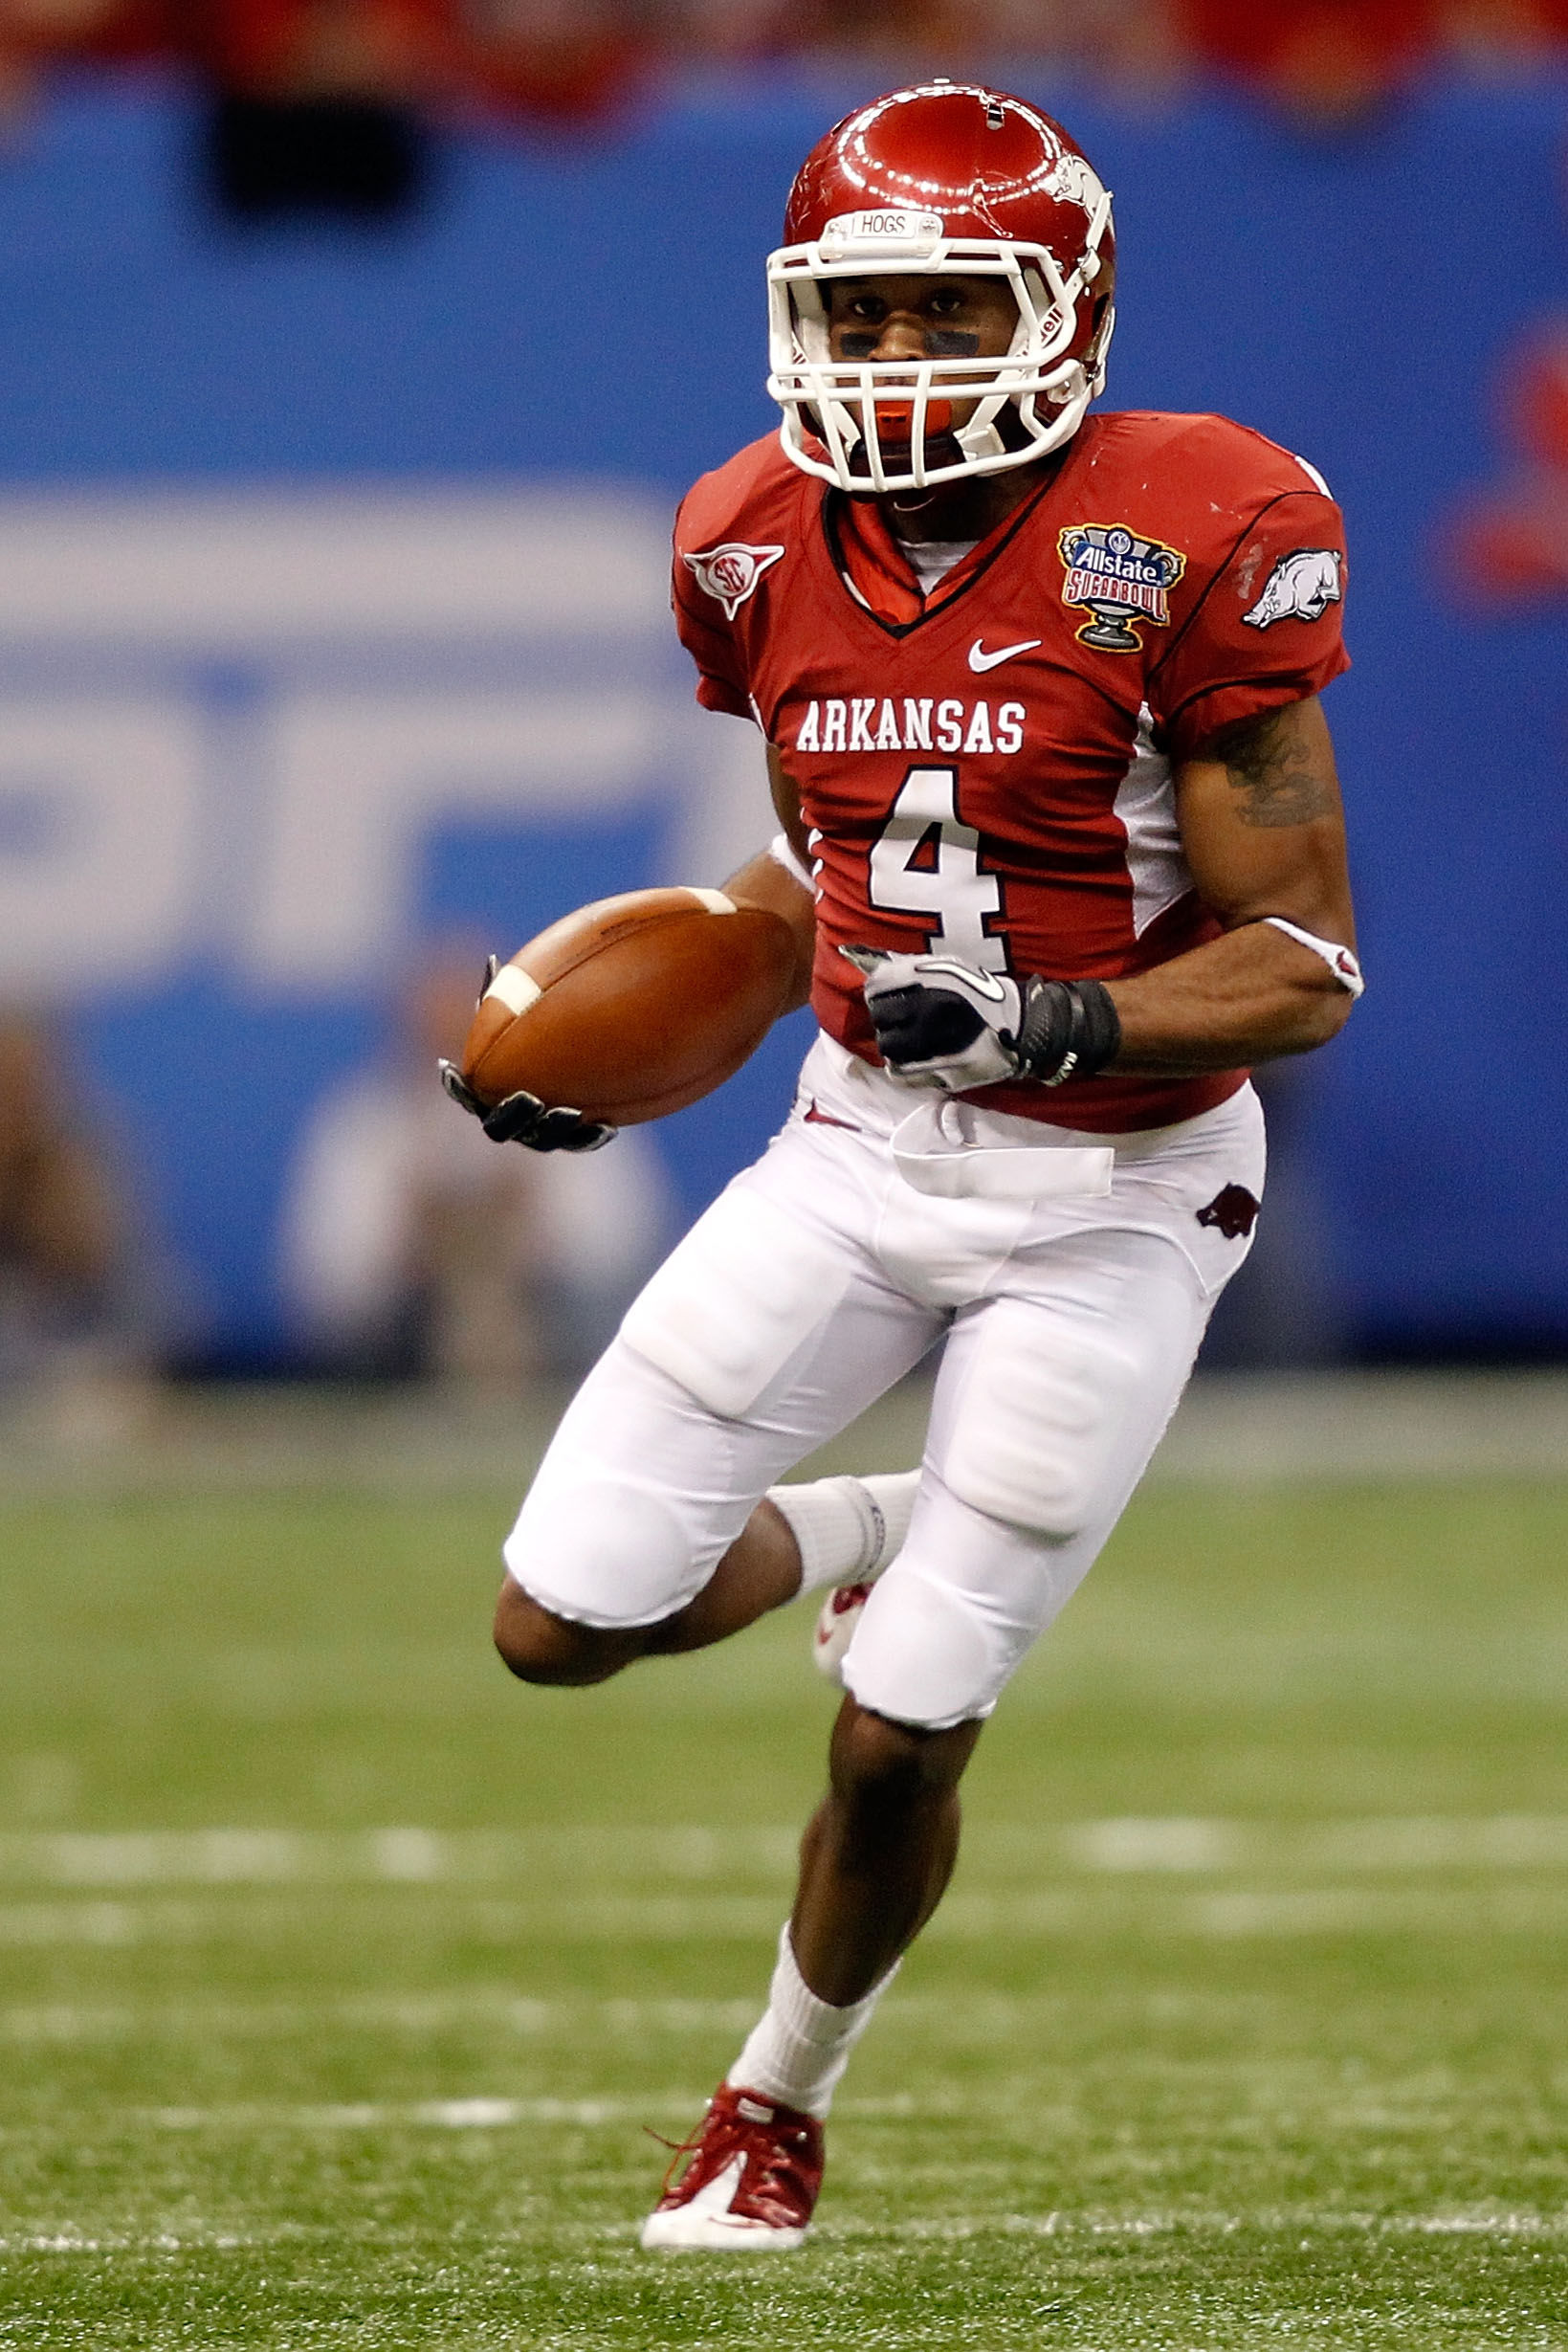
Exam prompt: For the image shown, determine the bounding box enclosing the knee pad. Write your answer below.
[503,1474,700,1631]
[619,1182,849,1419]
[841,1566,999,1731]
[941,1265,1198,1541]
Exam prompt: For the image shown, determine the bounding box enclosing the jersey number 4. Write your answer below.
[867,766,1006,972]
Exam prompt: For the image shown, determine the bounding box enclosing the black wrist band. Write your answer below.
[1016,977,1122,1086]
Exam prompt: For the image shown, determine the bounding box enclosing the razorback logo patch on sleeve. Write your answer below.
[684,541,785,620]
[1059,523,1187,652]
[1241,548,1343,630]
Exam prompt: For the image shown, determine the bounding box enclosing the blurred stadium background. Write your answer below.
[0,0,1564,1395]
[3,16,1568,2349]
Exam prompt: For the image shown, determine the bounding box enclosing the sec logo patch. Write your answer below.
[685,541,785,620]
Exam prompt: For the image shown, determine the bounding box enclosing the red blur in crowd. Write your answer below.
[1448,330,1568,599]
[0,3,647,122]
[1181,0,1568,117]
[4,0,1568,123]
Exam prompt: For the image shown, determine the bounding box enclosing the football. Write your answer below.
[457,885,800,1126]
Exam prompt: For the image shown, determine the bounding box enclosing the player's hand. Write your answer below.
[843,947,1027,1091]
[438,1060,617,1152]
[843,947,1122,1092]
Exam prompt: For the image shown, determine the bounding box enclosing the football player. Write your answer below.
[449,79,1361,2248]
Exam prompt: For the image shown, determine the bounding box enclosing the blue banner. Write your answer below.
[0,71,1563,1359]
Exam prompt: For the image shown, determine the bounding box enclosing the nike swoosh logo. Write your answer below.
[968,636,1042,673]
[915,958,1007,1002]
[682,2154,747,2218]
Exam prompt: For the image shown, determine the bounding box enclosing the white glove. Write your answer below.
[843,947,1025,1092]
[843,947,1125,1093]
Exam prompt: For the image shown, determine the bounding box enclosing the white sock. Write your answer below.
[729,1924,899,2119]
[766,1470,919,1598]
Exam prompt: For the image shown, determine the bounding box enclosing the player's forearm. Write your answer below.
[723,851,817,1012]
[1104,921,1356,1074]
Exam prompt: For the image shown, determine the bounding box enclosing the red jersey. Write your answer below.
[672,411,1350,1134]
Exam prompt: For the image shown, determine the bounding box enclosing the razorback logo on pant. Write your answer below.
[1196,1184,1261,1239]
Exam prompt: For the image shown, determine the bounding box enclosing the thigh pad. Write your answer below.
[942,1260,1197,1540]
[619,1182,850,1420]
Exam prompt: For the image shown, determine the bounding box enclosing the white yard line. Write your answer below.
[5,2207,1563,2256]
[933,1885,1568,1937]
[6,1817,1568,1888]
[137,2091,923,2132]
[9,1884,1568,1947]
[8,1817,1568,1947]
[0,1826,795,1886]
[0,1992,764,2043]
[812,2208,1568,2241]
[5,2099,616,2140]
[0,1895,788,1945]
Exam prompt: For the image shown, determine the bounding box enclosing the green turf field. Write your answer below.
[4,1460,1568,2347]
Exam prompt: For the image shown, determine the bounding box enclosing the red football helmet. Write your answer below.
[767,81,1115,494]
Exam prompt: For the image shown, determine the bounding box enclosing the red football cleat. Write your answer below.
[640,2082,824,2250]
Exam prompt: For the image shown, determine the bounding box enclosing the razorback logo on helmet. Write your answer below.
[1242,548,1343,631]
[685,542,785,621]
[1044,151,1108,215]
[1060,523,1186,652]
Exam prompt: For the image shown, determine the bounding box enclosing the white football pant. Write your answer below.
[504,1036,1265,1729]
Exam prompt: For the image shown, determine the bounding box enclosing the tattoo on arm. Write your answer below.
[1211,706,1336,829]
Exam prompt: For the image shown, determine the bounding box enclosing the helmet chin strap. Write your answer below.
[952,293,1034,463]
[954,397,1011,464]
